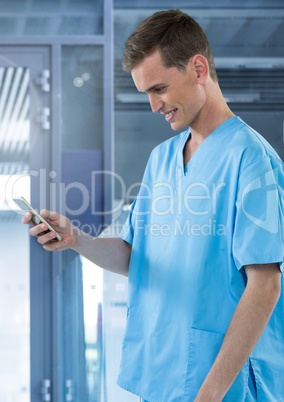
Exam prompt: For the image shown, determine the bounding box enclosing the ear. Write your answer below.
[191,54,209,84]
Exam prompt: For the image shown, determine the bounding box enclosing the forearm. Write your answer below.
[24,210,131,276]
[195,264,281,401]
[72,230,131,276]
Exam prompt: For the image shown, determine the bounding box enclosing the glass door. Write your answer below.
[0,64,31,402]
[0,47,52,402]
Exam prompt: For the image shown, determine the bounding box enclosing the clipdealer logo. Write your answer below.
[241,168,279,234]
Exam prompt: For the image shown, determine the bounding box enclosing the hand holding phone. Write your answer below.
[13,196,62,241]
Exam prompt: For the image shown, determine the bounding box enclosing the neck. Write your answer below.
[190,82,235,144]
[183,83,234,165]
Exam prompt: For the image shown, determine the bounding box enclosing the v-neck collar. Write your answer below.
[175,116,238,187]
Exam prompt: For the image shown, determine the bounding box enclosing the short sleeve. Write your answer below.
[119,199,137,245]
[233,156,284,271]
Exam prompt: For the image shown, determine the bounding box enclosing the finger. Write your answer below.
[40,209,58,221]
[43,242,61,251]
[42,236,72,252]
[43,239,67,252]
[37,229,59,245]
[22,212,33,225]
[29,223,49,237]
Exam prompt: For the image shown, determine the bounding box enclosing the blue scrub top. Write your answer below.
[118,117,284,402]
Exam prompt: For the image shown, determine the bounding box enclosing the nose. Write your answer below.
[148,93,163,113]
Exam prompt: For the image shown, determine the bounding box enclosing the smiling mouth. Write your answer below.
[164,109,177,121]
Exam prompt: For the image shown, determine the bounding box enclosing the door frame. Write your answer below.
[0,46,53,401]
[0,0,114,398]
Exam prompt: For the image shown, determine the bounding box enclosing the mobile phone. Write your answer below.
[13,196,62,241]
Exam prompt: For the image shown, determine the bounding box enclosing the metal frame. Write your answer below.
[0,0,114,400]
[0,46,52,401]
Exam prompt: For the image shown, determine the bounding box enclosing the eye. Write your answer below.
[155,86,166,94]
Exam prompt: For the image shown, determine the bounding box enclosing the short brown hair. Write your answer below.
[122,9,218,82]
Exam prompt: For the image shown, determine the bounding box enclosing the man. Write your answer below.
[24,10,283,402]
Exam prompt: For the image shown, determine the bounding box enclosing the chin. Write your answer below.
[170,122,188,132]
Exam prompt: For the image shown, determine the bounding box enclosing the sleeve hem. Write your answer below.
[236,259,283,273]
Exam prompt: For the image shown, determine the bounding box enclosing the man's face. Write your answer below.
[131,50,206,132]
